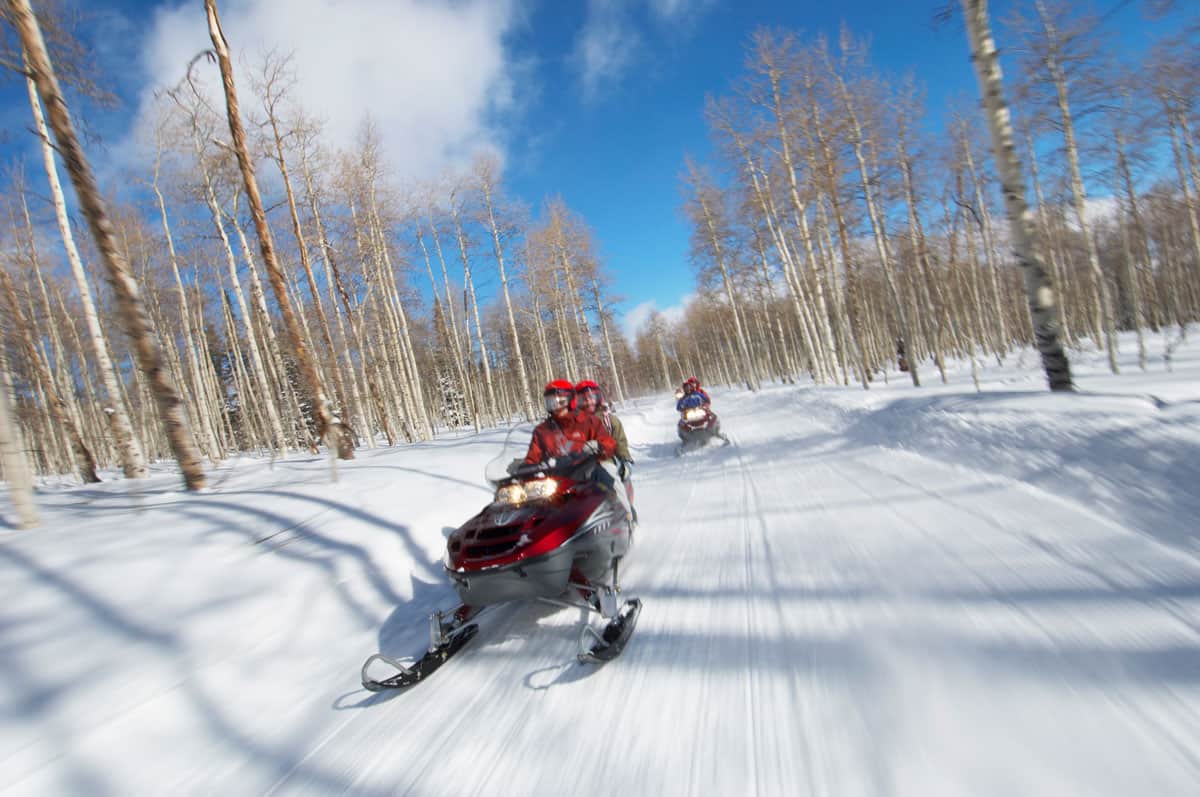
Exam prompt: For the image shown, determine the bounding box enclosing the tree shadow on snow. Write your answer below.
[837,392,1200,556]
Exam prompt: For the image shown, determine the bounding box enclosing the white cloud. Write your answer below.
[647,0,712,21]
[128,0,521,183]
[572,0,641,101]
[570,0,713,100]
[620,292,694,341]
[621,299,657,341]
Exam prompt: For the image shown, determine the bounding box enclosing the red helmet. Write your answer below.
[686,376,700,387]
[543,379,574,414]
[574,379,603,412]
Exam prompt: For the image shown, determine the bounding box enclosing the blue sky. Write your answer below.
[0,0,1186,338]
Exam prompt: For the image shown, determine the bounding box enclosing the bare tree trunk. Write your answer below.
[366,190,431,438]
[300,150,372,443]
[813,196,854,384]
[220,289,265,450]
[52,285,108,459]
[204,0,352,460]
[426,211,478,426]
[1,269,100,483]
[267,113,350,424]
[0,342,38,527]
[749,57,839,378]
[733,139,826,383]
[807,95,871,388]
[10,0,205,486]
[228,207,304,451]
[552,270,579,377]
[961,0,1073,391]
[1024,124,1072,342]
[686,164,759,391]
[25,74,148,478]
[1113,127,1147,369]
[1033,0,1116,372]
[194,150,287,453]
[590,278,625,403]
[898,129,953,383]
[19,192,85,449]
[833,72,920,386]
[151,137,221,460]
[478,165,535,418]
[450,197,497,421]
[960,126,1009,359]
[554,232,600,375]
[1162,107,1200,301]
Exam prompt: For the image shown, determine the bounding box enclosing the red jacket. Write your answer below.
[524,411,618,464]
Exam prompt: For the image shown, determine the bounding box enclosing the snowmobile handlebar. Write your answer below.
[506,451,598,480]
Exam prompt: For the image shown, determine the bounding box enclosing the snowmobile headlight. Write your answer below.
[522,478,559,501]
[495,483,526,505]
[684,407,706,422]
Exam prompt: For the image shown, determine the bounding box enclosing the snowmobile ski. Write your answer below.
[361,623,479,691]
[579,598,642,663]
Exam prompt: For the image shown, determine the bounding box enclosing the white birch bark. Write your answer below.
[9,0,206,486]
[478,163,535,419]
[0,344,38,527]
[25,75,148,477]
[961,0,1073,390]
[205,0,353,461]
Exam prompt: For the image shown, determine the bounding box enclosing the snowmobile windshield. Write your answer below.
[483,422,539,485]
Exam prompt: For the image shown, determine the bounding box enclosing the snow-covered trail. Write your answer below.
[275,391,1199,795]
[3,339,1200,795]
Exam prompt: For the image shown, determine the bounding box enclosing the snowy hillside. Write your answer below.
[3,332,1199,795]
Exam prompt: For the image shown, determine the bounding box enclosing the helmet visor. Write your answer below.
[544,391,572,413]
[577,386,600,407]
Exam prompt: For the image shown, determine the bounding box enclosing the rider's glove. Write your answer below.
[581,439,600,456]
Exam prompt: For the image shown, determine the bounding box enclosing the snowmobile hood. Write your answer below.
[445,483,608,572]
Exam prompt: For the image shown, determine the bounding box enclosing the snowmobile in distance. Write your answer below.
[676,393,729,455]
[361,426,642,691]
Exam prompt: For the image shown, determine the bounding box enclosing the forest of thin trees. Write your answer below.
[0,1,1196,511]
[653,1,1199,396]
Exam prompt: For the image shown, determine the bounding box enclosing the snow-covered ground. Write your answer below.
[3,330,1199,795]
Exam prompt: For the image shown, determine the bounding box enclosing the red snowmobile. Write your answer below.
[676,393,729,454]
[361,427,641,691]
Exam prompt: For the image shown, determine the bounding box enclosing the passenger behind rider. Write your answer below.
[574,380,631,478]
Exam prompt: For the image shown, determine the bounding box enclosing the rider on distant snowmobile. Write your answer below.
[675,377,710,412]
[524,379,617,465]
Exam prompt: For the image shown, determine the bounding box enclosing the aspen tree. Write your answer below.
[204,0,352,460]
[476,155,535,418]
[24,72,148,477]
[960,0,1073,390]
[8,0,206,486]
[0,342,37,527]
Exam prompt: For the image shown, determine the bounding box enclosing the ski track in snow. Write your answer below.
[2,332,1200,795]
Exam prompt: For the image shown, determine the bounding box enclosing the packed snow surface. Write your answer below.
[3,331,1200,795]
